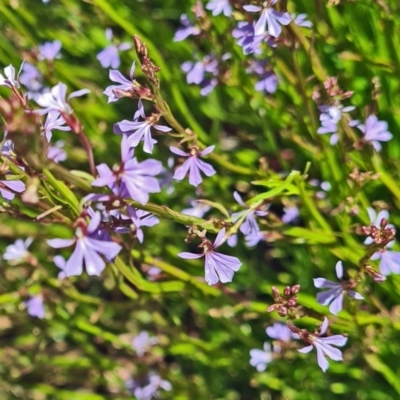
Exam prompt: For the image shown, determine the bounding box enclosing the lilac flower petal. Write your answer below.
[320,317,329,335]
[335,261,343,279]
[213,227,226,248]
[313,278,339,289]
[298,345,313,354]
[65,242,84,276]
[328,291,344,315]
[199,145,215,156]
[315,344,330,372]
[47,238,75,248]
[178,252,204,259]
[170,146,189,157]
[347,290,364,300]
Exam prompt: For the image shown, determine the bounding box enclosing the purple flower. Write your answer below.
[25,295,45,319]
[42,111,71,141]
[103,62,136,103]
[206,0,232,16]
[317,119,339,145]
[46,211,122,276]
[170,145,216,186]
[116,100,171,154]
[243,1,291,38]
[91,135,162,205]
[246,60,279,94]
[292,13,313,28]
[0,178,25,201]
[231,191,268,237]
[371,241,400,276]
[132,331,158,357]
[282,206,299,224]
[3,238,33,262]
[182,200,211,218]
[127,373,171,400]
[97,28,131,69]
[232,22,263,55]
[19,62,43,95]
[357,115,392,151]
[48,140,67,163]
[297,317,347,372]
[182,56,219,83]
[314,261,364,315]
[249,342,272,372]
[38,40,62,61]
[35,82,90,115]
[178,228,242,285]
[127,207,159,243]
[266,323,299,341]
[173,14,201,42]
[0,64,22,90]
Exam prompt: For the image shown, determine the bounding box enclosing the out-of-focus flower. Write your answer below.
[3,238,33,262]
[35,82,90,115]
[97,28,131,69]
[173,14,201,42]
[25,295,45,319]
[297,317,347,372]
[19,62,43,95]
[266,322,299,341]
[246,60,279,94]
[357,115,392,151]
[206,0,232,16]
[243,1,291,38]
[282,206,299,224]
[249,342,272,372]
[53,255,67,279]
[170,145,216,186]
[132,331,158,357]
[317,119,339,145]
[91,135,162,205]
[48,140,67,163]
[314,261,364,315]
[38,40,62,61]
[182,200,211,218]
[127,207,159,243]
[232,22,263,55]
[116,100,171,154]
[371,240,400,276]
[292,13,313,28]
[127,372,172,400]
[42,111,70,141]
[0,178,25,201]
[47,212,122,276]
[178,228,242,285]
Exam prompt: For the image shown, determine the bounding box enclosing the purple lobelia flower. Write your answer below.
[292,13,313,28]
[356,115,392,151]
[97,28,131,69]
[364,207,392,245]
[42,110,71,141]
[173,14,201,42]
[243,1,291,38]
[317,119,339,145]
[35,82,90,115]
[127,372,171,400]
[206,0,232,16]
[266,323,299,342]
[91,135,162,205]
[116,100,171,154]
[182,200,211,218]
[178,228,242,285]
[47,211,122,276]
[314,261,364,315]
[38,40,62,61]
[170,145,216,186]
[246,60,279,94]
[231,191,268,237]
[282,206,299,224]
[19,62,43,95]
[232,22,264,55]
[25,295,45,318]
[0,177,25,201]
[249,342,273,372]
[0,64,23,90]
[296,317,347,372]
[48,140,67,163]
[103,62,137,103]
[371,241,400,276]
[3,238,33,262]
[127,207,159,243]
[132,331,158,357]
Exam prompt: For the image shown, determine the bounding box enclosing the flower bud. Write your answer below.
[267,304,280,313]
[271,286,280,301]
[287,298,297,308]
[283,286,291,297]
[278,306,287,317]
[291,284,300,295]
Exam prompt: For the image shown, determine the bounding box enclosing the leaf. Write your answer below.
[284,227,336,244]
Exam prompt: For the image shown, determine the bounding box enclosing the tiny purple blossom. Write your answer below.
[357,115,392,151]
[181,56,219,85]
[292,13,313,28]
[232,22,263,55]
[103,62,136,103]
[182,200,211,218]
[46,211,122,276]
[243,1,291,38]
[132,331,158,357]
[116,100,171,154]
[173,14,201,42]
[97,28,131,69]
[249,342,272,372]
[178,228,242,285]
[3,238,33,262]
[297,317,347,372]
[35,82,90,115]
[206,0,232,16]
[313,261,364,315]
[91,135,162,205]
[19,62,43,95]
[25,295,45,319]
[282,206,299,224]
[38,40,62,61]
[48,140,67,163]
[170,145,216,186]
[266,323,299,341]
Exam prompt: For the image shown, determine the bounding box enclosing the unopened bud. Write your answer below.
[283,286,291,297]
[291,284,301,295]
[287,298,297,307]
[365,265,386,283]
[267,304,280,313]
[271,286,280,301]
[278,306,288,317]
